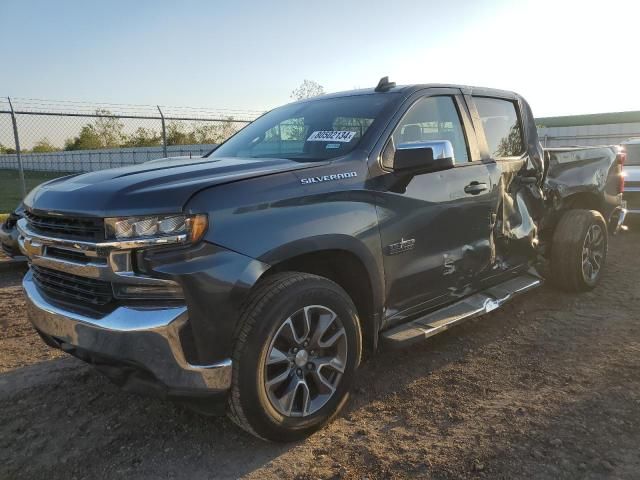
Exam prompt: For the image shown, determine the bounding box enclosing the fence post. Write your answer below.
[7,97,26,199]
[157,105,168,158]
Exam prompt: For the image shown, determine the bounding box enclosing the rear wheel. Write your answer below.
[551,209,608,292]
[228,272,362,441]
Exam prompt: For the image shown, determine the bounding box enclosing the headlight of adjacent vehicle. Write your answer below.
[104,214,208,243]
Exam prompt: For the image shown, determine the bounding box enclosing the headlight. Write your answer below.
[104,214,208,243]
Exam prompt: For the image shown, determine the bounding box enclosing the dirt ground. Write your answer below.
[0,230,639,480]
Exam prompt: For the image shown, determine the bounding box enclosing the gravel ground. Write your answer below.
[0,231,639,479]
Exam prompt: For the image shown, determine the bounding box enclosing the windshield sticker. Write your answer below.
[307,130,356,143]
[325,143,341,150]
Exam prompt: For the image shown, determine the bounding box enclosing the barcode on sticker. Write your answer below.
[307,131,356,142]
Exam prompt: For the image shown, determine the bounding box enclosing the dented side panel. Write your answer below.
[544,147,620,212]
[492,161,545,270]
[372,162,500,324]
[370,88,549,327]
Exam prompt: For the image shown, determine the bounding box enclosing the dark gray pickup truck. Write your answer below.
[16,78,625,441]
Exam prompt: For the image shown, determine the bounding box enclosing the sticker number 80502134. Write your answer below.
[307,130,356,142]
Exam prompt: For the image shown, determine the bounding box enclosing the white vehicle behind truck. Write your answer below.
[622,138,640,218]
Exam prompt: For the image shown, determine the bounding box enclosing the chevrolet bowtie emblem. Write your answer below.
[20,237,43,258]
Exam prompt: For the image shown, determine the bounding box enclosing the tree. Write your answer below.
[495,125,523,158]
[122,127,162,147]
[31,138,58,153]
[65,125,103,150]
[166,122,195,146]
[64,109,126,150]
[91,109,125,148]
[192,117,239,144]
[290,79,325,100]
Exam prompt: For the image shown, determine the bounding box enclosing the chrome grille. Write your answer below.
[25,210,104,242]
[31,265,113,307]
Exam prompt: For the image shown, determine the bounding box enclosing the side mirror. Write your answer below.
[393,140,455,174]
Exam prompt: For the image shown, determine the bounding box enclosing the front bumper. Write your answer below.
[23,270,232,396]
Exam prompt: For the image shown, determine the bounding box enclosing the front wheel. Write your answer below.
[551,209,608,292]
[228,272,362,441]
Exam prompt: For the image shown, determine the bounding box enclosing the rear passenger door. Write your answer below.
[374,91,499,323]
[470,96,532,272]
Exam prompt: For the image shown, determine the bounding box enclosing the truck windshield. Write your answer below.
[209,94,397,162]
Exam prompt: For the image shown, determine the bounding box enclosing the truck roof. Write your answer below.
[295,83,523,103]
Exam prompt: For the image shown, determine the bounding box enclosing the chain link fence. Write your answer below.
[0,97,262,212]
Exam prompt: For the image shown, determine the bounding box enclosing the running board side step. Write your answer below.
[381,273,542,348]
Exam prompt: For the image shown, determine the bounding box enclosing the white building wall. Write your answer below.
[0,144,217,172]
[538,123,640,147]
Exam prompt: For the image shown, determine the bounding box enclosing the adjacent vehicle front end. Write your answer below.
[0,206,25,259]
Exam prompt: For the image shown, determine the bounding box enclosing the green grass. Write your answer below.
[0,169,72,213]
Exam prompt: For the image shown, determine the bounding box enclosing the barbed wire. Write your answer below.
[1,96,265,122]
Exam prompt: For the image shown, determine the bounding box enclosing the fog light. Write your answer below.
[113,282,184,300]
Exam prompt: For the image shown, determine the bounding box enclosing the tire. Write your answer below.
[227,272,362,441]
[551,209,608,292]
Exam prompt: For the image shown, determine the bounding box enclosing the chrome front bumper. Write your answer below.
[23,270,232,395]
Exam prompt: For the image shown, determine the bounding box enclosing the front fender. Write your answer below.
[185,166,385,319]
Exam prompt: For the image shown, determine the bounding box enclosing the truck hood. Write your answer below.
[24,156,324,217]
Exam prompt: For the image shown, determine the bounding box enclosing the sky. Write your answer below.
[1,0,639,118]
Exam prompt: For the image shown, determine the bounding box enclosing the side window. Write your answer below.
[386,96,469,165]
[473,97,524,158]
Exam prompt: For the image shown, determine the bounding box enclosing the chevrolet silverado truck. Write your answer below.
[17,78,625,441]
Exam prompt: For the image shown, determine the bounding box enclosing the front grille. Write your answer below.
[25,210,104,242]
[626,181,640,189]
[31,265,113,307]
[46,246,104,264]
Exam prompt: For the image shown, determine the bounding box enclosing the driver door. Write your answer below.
[375,93,498,323]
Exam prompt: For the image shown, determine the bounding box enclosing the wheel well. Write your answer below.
[563,192,603,216]
[542,193,608,251]
[263,250,377,355]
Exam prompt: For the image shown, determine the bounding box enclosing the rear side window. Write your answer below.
[474,97,524,158]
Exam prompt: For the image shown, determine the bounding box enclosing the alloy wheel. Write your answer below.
[582,224,605,282]
[263,305,348,417]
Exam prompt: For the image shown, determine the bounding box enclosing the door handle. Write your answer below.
[464,182,488,195]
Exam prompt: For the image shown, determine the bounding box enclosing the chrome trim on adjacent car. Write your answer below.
[23,270,232,392]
